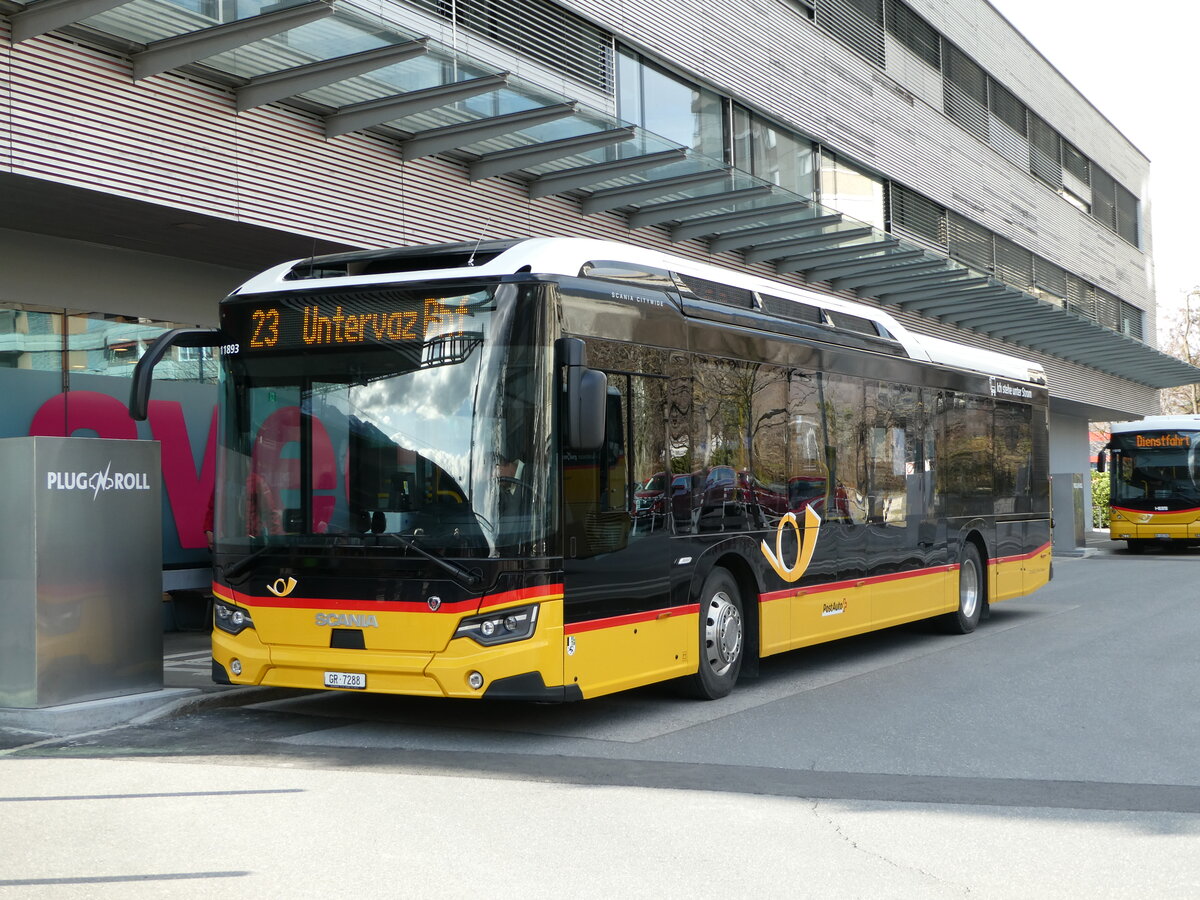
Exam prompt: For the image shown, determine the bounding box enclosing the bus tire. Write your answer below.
[941,542,983,634]
[686,567,744,700]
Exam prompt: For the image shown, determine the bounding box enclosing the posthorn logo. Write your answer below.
[45,462,152,499]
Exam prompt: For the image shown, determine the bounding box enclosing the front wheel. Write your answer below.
[685,568,744,700]
[941,542,984,634]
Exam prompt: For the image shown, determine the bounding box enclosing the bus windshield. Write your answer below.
[1110,431,1200,507]
[215,282,554,560]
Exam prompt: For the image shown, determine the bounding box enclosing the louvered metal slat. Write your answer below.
[943,81,988,143]
[1119,300,1144,341]
[943,42,986,103]
[1033,257,1068,300]
[1115,185,1139,245]
[987,115,1029,170]
[994,236,1033,291]
[1092,289,1120,332]
[1061,140,1090,184]
[947,214,993,272]
[888,183,946,248]
[987,79,1026,135]
[407,0,613,91]
[884,0,939,68]
[1026,113,1062,189]
[1090,166,1117,231]
[816,0,885,67]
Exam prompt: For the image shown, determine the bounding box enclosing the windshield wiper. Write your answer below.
[385,533,482,589]
[220,545,274,583]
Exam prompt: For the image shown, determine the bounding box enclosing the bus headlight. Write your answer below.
[214,600,255,635]
[454,605,539,646]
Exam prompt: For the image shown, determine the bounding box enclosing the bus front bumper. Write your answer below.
[211,607,572,700]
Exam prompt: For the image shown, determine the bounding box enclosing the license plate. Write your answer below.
[1156,534,1171,540]
[324,671,366,689]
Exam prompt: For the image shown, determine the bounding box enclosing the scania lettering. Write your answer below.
[131,238,1052,701]
[315,613,380,628]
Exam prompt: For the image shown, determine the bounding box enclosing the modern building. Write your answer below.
[3,0,1197,585]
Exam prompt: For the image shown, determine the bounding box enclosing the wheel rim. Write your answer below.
[704,590,743,677]
[960,555,980,620]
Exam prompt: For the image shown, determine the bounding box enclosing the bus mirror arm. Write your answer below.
[1096,449,1106,473]
[559,338,607,451]
[129,327,224,421]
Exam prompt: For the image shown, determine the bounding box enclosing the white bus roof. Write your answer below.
[236,236,1045,386]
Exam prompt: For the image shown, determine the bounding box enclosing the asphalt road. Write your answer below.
[3,542,1199,897]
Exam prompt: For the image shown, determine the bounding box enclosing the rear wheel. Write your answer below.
[686,568,744,700]
[941,542,983,634]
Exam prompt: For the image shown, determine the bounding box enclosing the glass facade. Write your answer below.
[731,106,816,199]
[819,153,886,231]
[617,50,727,163]
[0,304,216,384]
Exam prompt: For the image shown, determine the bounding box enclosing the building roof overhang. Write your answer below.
[7,0,1199,390]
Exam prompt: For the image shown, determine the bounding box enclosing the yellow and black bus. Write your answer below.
[1101,415,1200,553]
[132,238,1051,701]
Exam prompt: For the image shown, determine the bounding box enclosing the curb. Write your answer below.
[0,684,310,740]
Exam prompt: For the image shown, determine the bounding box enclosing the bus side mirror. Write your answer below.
[129,327,224,420]
[558,338,607,451]
[1096,450,1107,473]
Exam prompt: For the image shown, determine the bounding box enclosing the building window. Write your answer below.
[67,312,216,384]
[410,0,614,92]
[887,183,947,249]
[730,106,816,198]
[1090,166,1118,233]
[1119,301,1143,340]
[816,0,885,67]
[617,49,726,162]
[1093,288,1120,331]
[0,306,62,371]
[1033,257,1068,307]
[1027,113,1062,190]
[942,43,989,142]
[884,0,940,69]
[820,152,885,230]
[947,213,994,273]
[988,79,1027,135]
[994,236,1034,292]
[1116,184,1140,245]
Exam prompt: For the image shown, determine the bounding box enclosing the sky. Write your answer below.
[988,1,1199,327]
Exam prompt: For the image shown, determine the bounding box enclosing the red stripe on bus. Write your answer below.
[1111,506,1200,515]
[759,564,958,604]
[987,542,1051,566]
[213,582,564,614]
[564,603,701,635]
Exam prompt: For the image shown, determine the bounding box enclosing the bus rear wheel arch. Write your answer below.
[686,566,745,700]
[941,540,985,634]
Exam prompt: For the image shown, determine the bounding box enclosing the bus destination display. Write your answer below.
[226,293,481,354]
